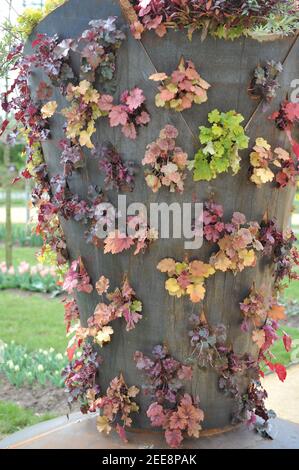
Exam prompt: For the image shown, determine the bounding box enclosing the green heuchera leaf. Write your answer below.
[193,109,249,182]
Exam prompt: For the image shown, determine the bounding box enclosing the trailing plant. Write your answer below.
[258,220,299,287]
[249,61,283,105]
[92,143,136,192]
[249,137,297,187]
[62,343,102,413]
[270,101,299,159]
[149,58,210,112]
[234,380,276,432]
[191,109,249,182]
[142,125,188,193]
[108,87,150,139]
[134,345,204,448]
[63,297,80,333]
[77,17,125,85]
[187,313,276,429]
[62,80,113,148]
[157,258,215,303]
[95,374,140,443]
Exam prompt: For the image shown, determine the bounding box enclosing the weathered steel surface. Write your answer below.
[28,0,299,429]
[1,413,299,449]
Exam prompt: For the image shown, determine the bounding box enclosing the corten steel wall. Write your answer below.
[27,0,299,429]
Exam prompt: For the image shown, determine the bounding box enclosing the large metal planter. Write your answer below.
[29,0,298,430]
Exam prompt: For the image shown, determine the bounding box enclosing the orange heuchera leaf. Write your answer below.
[268,304,286,321]
[104,230,134,254]
[157,258,176,274]
[96,275,110,295]
[189,260,215,278]
[186,283,206,303]
[149,72,168,81]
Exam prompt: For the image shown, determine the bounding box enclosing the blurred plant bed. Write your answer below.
[0,261,61,295]
[0,342,69,389]
[283,299,299,328]
[0,224,42,247]
[0,342,80,430]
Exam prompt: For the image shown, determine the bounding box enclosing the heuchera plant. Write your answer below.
[92,143,136,192]
[202,200,229,243]
[86,275,143,347]
[103,216,158,256]
[134,345,204,448]
[48,177,157,256]
[259,220,299,288]
[142,125,188,193]
[62,257,93,295]
[62,80,113,148]
[187,313,275,429]
[77,17,126,84]
[31,33,75,89]
[192,109,249,182]
[108,87,150,139]
[189,312,227,369]
[62,343,102,413]
[270,101,299,159]
[149,58,210,112]
[59,139,85,176]
[249,137,297,188]
[208,211,263,273]
[239,286,291,382]
[249,61,283,105]
[95,374,140,443]
[157,258,215,303]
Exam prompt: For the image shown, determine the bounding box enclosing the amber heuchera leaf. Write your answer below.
[41,100,57,118]
[268,304,286,321]
[157,258,176,275]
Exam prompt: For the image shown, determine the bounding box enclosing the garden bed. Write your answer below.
[0,375,71,416]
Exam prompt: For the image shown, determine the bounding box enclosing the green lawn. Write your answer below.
[271,325,299,367]
[0,291,66,353]
[284,279,299,301]
[0,401,55,440]
[0,246,38,266]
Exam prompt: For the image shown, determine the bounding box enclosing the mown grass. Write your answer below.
[0,401,55,440]
[0,291,66,353]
